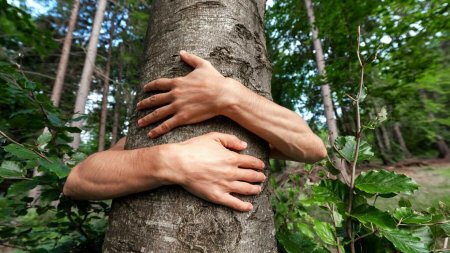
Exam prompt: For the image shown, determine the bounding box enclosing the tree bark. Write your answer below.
[98,9,117,152]
[303,0,349,182]
[71,0,108,149]
[393,122,412,158]
[110,59,123,146]
[51,0,80,107]
[102,1,277,252]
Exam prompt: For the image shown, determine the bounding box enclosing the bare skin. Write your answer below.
[138,50,326,163]
[64,51,326,212]
[64,132,265,211]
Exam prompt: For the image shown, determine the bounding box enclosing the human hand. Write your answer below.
[159,132,266,212]
[137,50,239,138]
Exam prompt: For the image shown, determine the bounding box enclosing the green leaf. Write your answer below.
[277,229,330,253]
[7,180,39,198]
[355,169,418,195]
[46,112,63,127]
[0,161,23,177]
[382,228,431,253]
[334,136,374,163]
[313,220,336,246]
[38,157,69,179]
[3,144,40,160]
[399,197,412,208]
[352,204,396,229]
[37,131,52,146]
[393,207,432,224]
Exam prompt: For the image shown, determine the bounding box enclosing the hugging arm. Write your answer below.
[63,132,266,211]
[137,51,327,163]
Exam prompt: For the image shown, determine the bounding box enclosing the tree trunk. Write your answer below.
[303,0,349,181]
[419,90,450,158]
[51,0,80,107]
[71,0,108,149]
[98,10,117,152]
[102,1,277,252]
[375,128,393,165]
[380,124,392,153]
[110,60,122,146]
[393,122,412,158]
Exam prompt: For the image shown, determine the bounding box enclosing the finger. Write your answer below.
[216,193,253,212]
[209,132,247,151]
[144,78,175,92]
[137,93,172,110]
[180,50,208,68]
[230,169,266,183]
[148,115,181,138]
[236,154,265,170]
[137,105,175,128]
[228,181,262,196]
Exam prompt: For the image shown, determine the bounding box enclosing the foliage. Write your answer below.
[270,26,450,253]
[0,62,109,252]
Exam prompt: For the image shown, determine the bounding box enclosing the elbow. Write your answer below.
[305,137,328,163]
[63,167,81,199]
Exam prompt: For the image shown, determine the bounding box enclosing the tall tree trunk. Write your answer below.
[51,0,80,107]
[71,0,108,149]
[102,1,277,252]
[98,10,117,152]
[393,122,412,158]
[303,0,349,181]
[110,62,122,146]
[375,128,393,165]
[380,124,392,152]
[419,90,450,158]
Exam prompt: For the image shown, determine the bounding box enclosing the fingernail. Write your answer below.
[148,131,153,138]
[241,141,247,148]
[247,204,253,211]
[138,119,143,127]
[136,102,141,108]
[180,50,186,55]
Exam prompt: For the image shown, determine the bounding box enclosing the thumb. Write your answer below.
[209,132,247,151]
[180,50,207,68]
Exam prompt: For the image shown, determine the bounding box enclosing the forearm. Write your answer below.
[63,146,168,200]
[223,79,326,163]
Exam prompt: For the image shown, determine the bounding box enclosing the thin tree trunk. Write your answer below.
[110,60,122,146]
[419,90,450,158]
[51,0,80,107]
[380,124,392,152]
[98,10,117,152]
[71,0,108,149]
[304,0,349,182]
[102,1,277,252]
[375,128,393,165]
[393,122,412,158]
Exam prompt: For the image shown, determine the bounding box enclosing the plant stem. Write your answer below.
[346,26,365,253]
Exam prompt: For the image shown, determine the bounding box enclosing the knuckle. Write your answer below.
[160,122,170,132]
[151,109,159,118]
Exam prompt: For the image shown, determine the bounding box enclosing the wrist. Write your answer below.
[220,78,245,117]
[151,143,184,186]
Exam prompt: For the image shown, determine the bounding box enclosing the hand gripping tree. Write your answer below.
[102,1,277,252]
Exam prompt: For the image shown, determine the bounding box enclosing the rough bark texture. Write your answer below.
[375,128,393,165]
[71,0,108,149]
[393,122,412,158]
[102,1,277,252]
[51,0,80,107]
[98,10,117,152]
[304,0,349,181]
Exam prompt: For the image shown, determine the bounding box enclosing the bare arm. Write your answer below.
[137,51,326,163]
[63,133,266,211]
